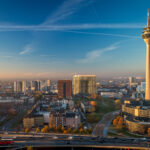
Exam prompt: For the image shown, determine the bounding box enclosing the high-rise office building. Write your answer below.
[129,77,136,86]
[46,80,51,86]
[72,75,96,95]
[14,81,22,93]
[57,80,72,98]
[142,9,150,100]
[40,80,46,91]
[31,81,41,91]
[22,80,28,93]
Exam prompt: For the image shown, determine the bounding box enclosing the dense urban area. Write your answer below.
[0,75,146,137]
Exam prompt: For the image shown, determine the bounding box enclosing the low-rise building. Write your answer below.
[66,112,81,128]
[122,100,150,134]
[23,114,44,128]
[49,111,66,127]
[81,102,93,113]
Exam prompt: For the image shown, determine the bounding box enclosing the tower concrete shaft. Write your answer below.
[145,39,150,100]
[142,9,150,100]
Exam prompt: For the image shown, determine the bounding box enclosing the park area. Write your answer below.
[85,98,120,124]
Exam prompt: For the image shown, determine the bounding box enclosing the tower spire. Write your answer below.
[147,8,149,27]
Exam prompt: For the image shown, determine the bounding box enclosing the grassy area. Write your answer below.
[96,98,115,113]
[107,131,121,137]
[86,98,116,124]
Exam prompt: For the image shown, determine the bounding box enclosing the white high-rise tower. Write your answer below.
[142,9,150,100]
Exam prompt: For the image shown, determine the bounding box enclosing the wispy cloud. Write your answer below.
[19,44,33,55]
[65,30,140,38]
[43,0,91,25]
[77,42,119,63]
[40,54,55,57]
[0,23,144,32]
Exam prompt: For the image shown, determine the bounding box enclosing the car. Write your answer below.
[141,138,147,141]
[68,136,73,140]
[53,136,58,139]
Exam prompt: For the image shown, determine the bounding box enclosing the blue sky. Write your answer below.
[0,0,149,79]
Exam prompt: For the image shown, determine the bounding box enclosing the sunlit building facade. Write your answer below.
[72,75,96,95]
[14,81,22,93]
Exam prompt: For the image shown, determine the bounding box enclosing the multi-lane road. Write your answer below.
[0,132,150,149]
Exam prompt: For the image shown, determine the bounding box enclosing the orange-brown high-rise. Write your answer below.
[57,80,72,99]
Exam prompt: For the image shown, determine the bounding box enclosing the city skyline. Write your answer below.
[0,0,149,79]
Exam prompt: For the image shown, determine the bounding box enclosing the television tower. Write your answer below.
[142,9,150,100]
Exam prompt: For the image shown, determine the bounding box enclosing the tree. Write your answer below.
[113,119,118,126]
[8,108,16,115]
[52,124,56,128]
[36,127,40,133]
[88,128,92,134]
[72,128,77,134]
[117,117,124,129]
[90,94,97,99]
[148,128,150,136]
[118,117,124,125]
[115,99,121,105]
[25,128,29,133]
[116,116,121,120]
[63,130,67,134]
[67,128,71,133]
[83,129,88,134]
[61,126,65,131]
[41,128,46,133]
[79,123,83,129]
[27,146,33,150]
[115,99,121,109]
[55,126,60,132]
[44,125,49,132]
[79,128,84,134]
[57,126,62,132]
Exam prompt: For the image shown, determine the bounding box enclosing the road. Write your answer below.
[92,110,120,137]
[0,133,149,150]
[2,108,26,131]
